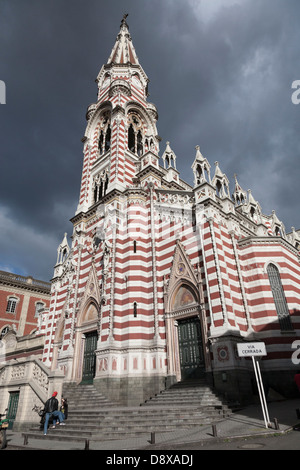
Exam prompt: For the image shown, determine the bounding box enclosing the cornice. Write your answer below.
[197,198,260,238]
[156,188,194,197]
[238,235,299,256]
[0,271,51,295]
[135,163,165,181]
[165,305,200,319]
[71,187,141,226]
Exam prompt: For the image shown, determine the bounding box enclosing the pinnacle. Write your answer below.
[107,14,139,66]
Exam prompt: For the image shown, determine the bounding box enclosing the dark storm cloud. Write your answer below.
[0,0,299,280]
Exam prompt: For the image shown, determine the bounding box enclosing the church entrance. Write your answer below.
[81,331,98,384]
[177,317,205,380]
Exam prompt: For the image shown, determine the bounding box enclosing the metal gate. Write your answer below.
[81,331,98,384]
[178,317,205,380]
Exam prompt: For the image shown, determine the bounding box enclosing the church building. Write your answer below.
[41,16,300,406]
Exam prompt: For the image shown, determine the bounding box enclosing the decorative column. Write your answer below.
[149,183,160,340]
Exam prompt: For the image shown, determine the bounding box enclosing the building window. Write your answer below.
[98,112,111,156]
[93,172,109,204]
[6,297,18,314]
[267,263,293,331]
[35,302,44,318]
[0,326,9,338]
[127,113,144,156]
[133,302,137,317]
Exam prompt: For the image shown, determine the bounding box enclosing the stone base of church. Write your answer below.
[93,375,167,406]
[213,367,299,405]
[213,368,253,405]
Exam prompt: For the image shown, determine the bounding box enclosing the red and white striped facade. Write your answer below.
[41,17,300,404]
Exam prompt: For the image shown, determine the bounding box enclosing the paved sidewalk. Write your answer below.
[4,398,300,451]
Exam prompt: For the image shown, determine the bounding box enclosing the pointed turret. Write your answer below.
[162,141,177,169]
[191,145,211,186]
[56,233,70,265]
[271,210,285,237]
[107,14,140,66]
[212,161,230,199]
[232,174,247,206]
[241,189,262,223]
[161,141,180,184]
[96,14,149,100]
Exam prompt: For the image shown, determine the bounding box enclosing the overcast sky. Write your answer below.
[1,0,300,281]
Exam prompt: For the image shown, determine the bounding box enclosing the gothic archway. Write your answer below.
[71,262,102,383]
[163,242,210,383]
[166,282,206,381]
[73,299,100,383]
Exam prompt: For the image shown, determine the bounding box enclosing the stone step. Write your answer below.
[64,414,215,428]
[154,388,217,395]
[67,399,114,407]
[28,413,220,440]
[70,405,209,415]
[143,398,224,406]
[68,407,229,420]
[49,380,232,442]
[41,417,212,433]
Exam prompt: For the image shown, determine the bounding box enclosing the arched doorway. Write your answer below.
[165,282,207,382]
[81,330,98,384]
[73,300,99,384]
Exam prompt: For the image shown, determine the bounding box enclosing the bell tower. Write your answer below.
[45,15,171,406]
[76,14,160,215]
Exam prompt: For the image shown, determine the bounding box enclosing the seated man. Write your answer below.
[42,391,65,435]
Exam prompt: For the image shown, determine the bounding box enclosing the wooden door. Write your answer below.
[178,317,205,380]
[81,331,98,384]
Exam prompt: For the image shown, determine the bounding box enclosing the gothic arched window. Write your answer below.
[267,263,293,331]
[215,179,223,198]
[105,125,111,151]
[93,172,109,204]
[98,111,111,156]
[127,113,144,156]
[195,164,208,185]
[98,131,104,154]
[137,130,143,156]
[128,124,135,152]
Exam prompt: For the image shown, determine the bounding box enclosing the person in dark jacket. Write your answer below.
[42,391,65,435]
[60,398,68,421]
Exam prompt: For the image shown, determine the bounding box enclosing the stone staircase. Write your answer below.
[23,379,232,444]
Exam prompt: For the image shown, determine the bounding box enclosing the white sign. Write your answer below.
[237,342,267,357]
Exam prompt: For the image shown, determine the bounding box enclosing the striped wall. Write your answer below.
[42,24,300,392]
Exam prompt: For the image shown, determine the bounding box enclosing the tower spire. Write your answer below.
[107,13,140,66]
[77,16,159,213]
